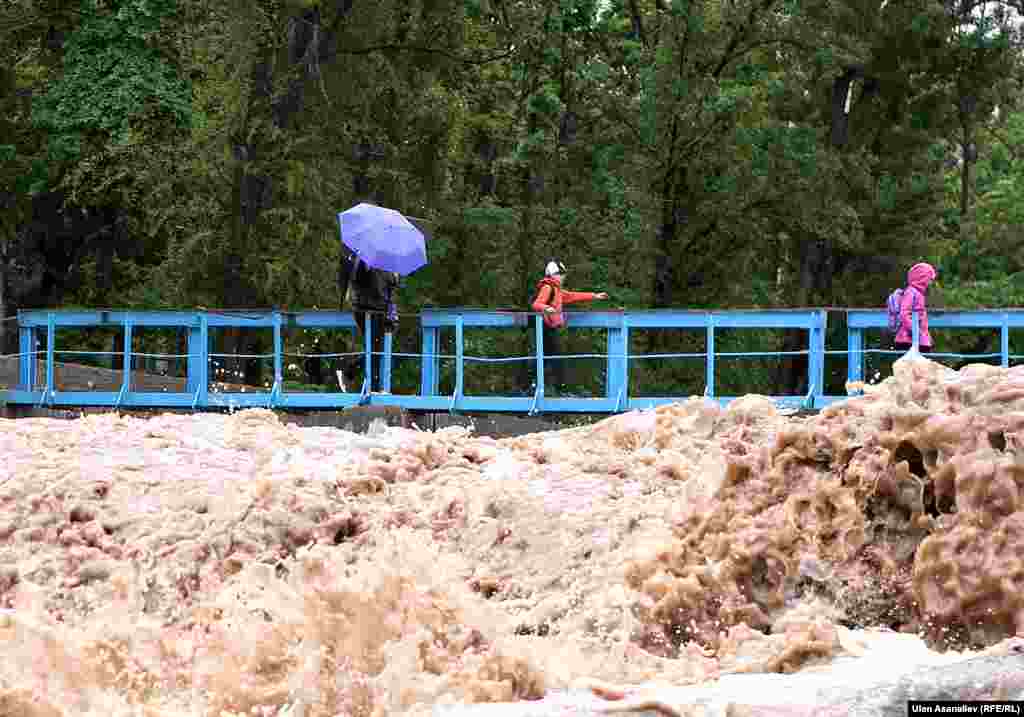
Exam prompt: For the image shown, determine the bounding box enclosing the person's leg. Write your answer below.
[553,327,569,390]
[304,354,323,386]
[344,310,368,391]
[371,312,386,391]
[543,324,566,392]
[894,342,933,353]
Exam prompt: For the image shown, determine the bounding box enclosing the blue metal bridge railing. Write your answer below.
[845,310,1024,381]
[1,308,1021,414]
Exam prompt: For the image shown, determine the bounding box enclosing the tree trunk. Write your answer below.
[517,113,540,391]
[653,197,678,310]
[111,334,121,371]
[218,2,358,388]
[226,152,260,386]
[773,73,871,397]
[649,162,684,353]
[177,330,187,379]
[776,238,832,396]
[0,248,6,360]
[959,138,972,220]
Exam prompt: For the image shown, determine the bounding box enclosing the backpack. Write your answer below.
[885,288,905,334]
[886,286,922,336]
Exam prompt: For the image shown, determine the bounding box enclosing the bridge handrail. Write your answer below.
[1,307,1019,413]
[844,308,1022,381]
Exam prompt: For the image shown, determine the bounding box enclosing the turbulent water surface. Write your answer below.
[1,354,1024,716]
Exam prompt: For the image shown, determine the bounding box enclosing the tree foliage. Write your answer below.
[3,0,1023,388]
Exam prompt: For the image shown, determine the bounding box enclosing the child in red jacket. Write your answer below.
[531,261,608,393]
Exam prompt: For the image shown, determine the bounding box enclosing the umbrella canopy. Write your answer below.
[338,203,427,276]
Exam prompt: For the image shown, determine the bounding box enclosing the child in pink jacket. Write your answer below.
[894,262,937,352]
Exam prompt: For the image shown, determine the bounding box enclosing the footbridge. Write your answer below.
[2,308,1023,414]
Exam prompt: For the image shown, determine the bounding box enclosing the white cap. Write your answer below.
[545,261,566,277]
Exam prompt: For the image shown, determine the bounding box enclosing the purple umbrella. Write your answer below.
[338,203,428,276]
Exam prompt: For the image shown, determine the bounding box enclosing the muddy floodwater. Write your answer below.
[1,354,1024,716]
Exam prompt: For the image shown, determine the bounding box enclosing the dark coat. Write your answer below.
[339,250,397,313]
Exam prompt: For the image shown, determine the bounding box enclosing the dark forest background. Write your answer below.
[3,0,1024,398]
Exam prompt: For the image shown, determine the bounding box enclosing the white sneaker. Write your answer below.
[335,371,347,392]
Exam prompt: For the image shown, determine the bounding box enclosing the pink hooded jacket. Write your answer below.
[894,262,937,347]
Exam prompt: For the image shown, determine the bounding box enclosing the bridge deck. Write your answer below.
[2,308,1023,414]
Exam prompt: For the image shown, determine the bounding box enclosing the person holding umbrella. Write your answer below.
[337,203,427,393]
[339,250,398,392]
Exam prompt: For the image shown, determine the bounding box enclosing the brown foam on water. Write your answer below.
[625,357,1024,657]
[0,356,1022,714]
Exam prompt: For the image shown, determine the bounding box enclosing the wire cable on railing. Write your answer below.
[463,356,534,363]
[53,351,128,357]
[128,352,193,359]
[628,352,705,359]
[208,353,276,359]
[282,351,365,359]
[826,348,1008,359]
[532,353,611,360]
[198,308,277,321]
[928,353,1006,359]
[389,352,455,360]
[716,350,810,357]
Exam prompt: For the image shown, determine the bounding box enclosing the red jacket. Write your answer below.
[531,276,596,328]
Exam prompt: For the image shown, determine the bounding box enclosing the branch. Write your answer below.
[982,124,1020,163]
[717,36,820,68]
[337,43,518,65]
[494,0,512,28]
[598,101,647,148]
[680,218,721,256]
[679,115,730,157]
[628,0,648,48]
[711,0,779,78]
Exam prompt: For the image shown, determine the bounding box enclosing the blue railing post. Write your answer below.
[450,314,464,413]
[535,314,545,397]
[271,311,283,407]
[847,322,864,387]
[808,310,826,407]
[530,314,544,415]
[705,315,716,398]
[43,312,55,406]
[420,325,439,396]
[116,319,133,408]
[362,313,373,400]
[187,313,209,409]
[606,314,629,410]
[382,330,393,393]
[18,322,34,392]
[1002,313,1010,368]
